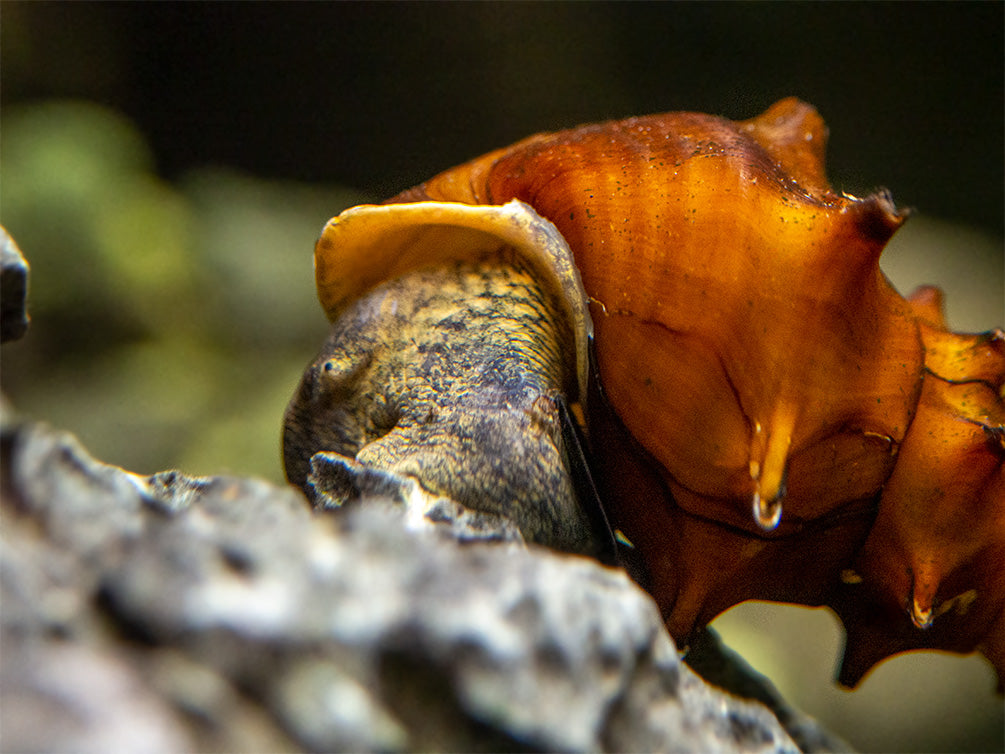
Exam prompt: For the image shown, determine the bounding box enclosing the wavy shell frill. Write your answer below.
[391,98,1005,687]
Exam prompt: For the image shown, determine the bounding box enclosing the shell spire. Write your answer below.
[738,97,831,196]
[748,405,796,530]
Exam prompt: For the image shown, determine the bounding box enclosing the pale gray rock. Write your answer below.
[0,638,194,754]
[307,450,527,545]
[1,408,819,753]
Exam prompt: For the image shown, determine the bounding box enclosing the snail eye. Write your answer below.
[315,350,374,396]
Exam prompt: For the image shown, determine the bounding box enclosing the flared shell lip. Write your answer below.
[314,199,593,405]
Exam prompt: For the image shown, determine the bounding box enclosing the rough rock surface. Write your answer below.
[0,406,832,753]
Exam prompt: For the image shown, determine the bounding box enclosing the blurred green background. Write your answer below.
[2,3,1002,752]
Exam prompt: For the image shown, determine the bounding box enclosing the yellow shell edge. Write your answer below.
[314,199,593,405]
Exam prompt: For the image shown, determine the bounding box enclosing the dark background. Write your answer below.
[4,1,1003,235]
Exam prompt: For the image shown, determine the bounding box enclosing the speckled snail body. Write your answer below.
[284,98,1004,688]
[283,201,608,556]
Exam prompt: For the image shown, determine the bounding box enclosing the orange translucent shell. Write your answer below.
[839,304,1005,686]
[394,98,1005,685]
[402,98,921,531]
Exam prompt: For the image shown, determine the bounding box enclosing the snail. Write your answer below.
[284,98,1004,688]
[282,200,611,556]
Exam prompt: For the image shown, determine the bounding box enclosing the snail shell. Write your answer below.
[397,98,921,535]
[287,98,1005,687]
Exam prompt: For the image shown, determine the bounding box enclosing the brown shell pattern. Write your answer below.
[392,98,1005,688]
